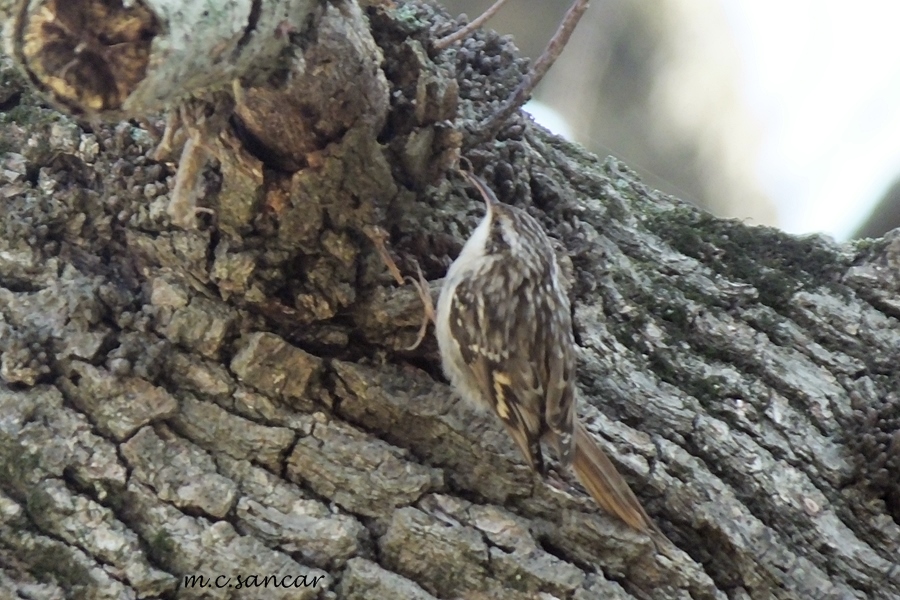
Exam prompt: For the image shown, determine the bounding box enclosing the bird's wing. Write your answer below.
[447,270,575,471]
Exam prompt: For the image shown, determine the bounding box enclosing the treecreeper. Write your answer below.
[435,172,666,546]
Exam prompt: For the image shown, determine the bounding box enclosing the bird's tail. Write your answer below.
[572,421,664,540]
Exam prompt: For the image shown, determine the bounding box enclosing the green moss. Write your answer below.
[391,3,429,33]
[0,435,41,494]
[647,210,846,310]
[1,101,56,128]
[850,236,890,260]
[25,485,54,521]
[147,529,178,563]
[29,543,94,587]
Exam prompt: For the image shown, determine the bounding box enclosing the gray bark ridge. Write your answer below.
[0,1,898,599]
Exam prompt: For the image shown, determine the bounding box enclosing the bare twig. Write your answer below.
[434,0,512,50]
[469,0,590,148]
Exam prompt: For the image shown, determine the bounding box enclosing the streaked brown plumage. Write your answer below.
[436,171,662,541]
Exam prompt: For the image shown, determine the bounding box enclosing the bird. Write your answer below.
[435,170,663,540]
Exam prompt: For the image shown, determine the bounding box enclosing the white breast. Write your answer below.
[435,212,493,409]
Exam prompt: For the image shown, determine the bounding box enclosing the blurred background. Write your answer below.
[439,0,900,241]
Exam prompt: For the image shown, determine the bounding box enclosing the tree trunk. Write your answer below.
[0,1,898,599]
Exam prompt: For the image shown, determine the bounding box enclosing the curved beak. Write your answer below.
[461,171,499,211]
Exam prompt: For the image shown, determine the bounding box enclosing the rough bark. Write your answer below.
[0,1,898,599]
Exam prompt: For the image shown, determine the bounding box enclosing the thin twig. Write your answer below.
[469,0,590,148]
[434,0,512,50]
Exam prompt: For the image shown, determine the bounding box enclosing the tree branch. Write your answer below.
[0,0,898,598]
